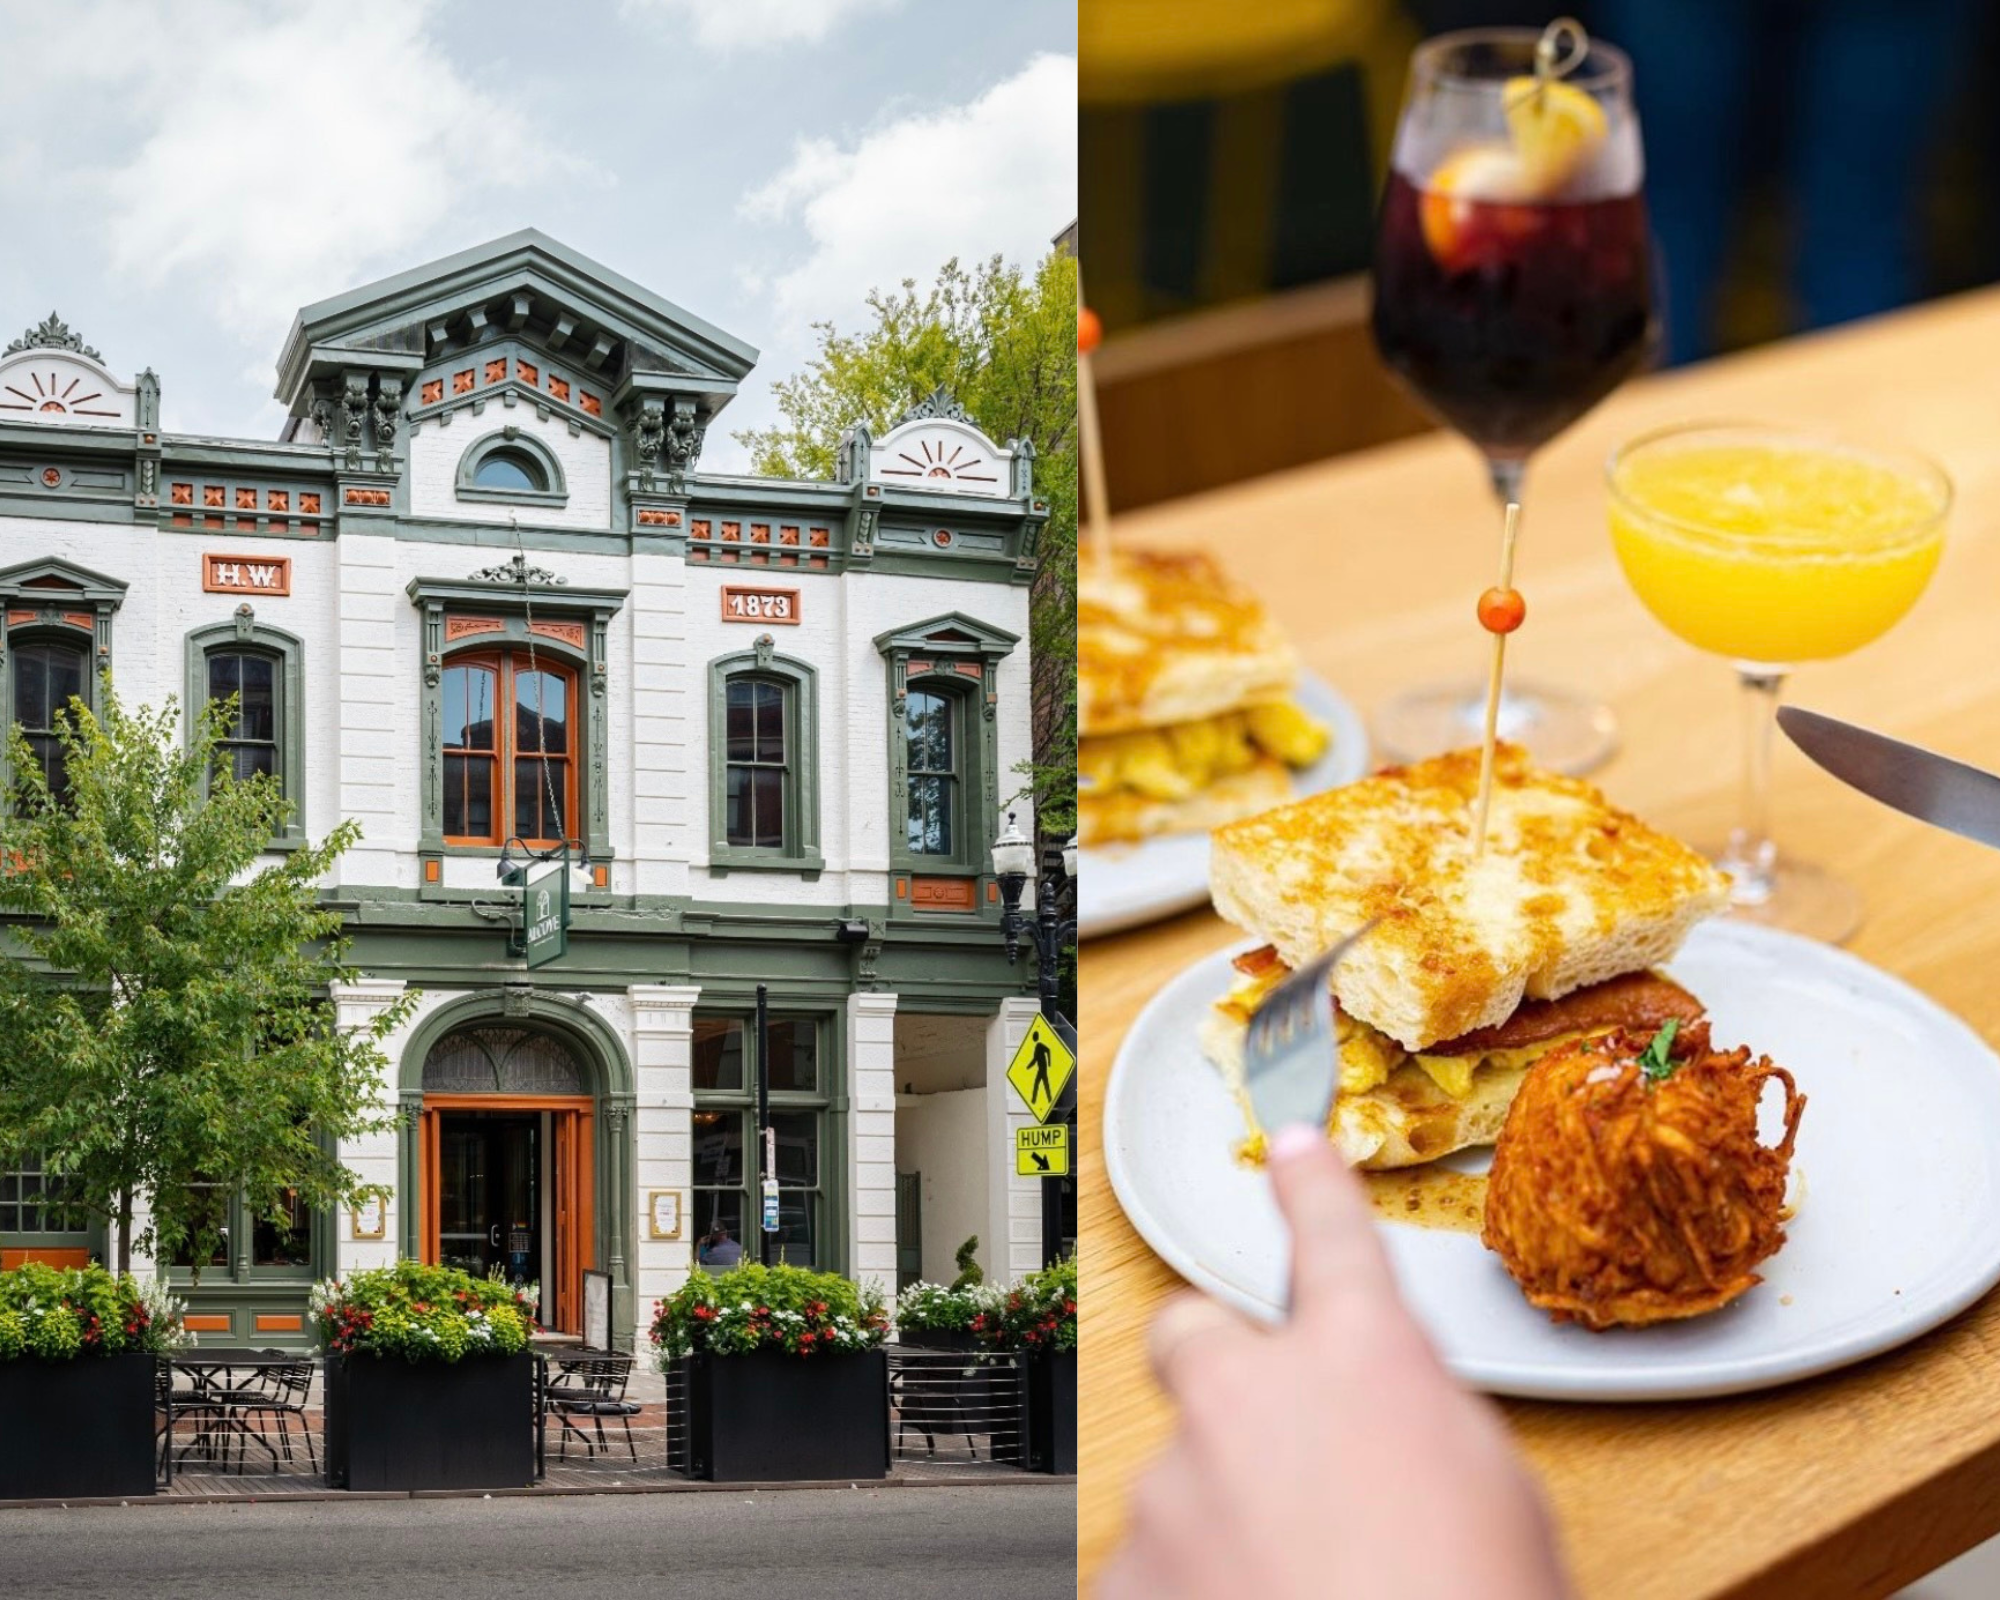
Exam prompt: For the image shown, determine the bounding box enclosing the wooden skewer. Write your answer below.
[1472,501,1523,858]
[1077,277,1114,574]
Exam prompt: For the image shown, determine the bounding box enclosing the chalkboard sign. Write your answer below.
[583,1269,612,1352]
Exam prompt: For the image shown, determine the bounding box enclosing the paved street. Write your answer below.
[0,1484,1076,1598]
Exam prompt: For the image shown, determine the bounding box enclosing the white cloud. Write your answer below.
[619,0,903,52]
[740,51,1077,333]
[0,0,594,423]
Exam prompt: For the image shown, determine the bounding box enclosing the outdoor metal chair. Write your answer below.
[546,1352,640,1462]
[156,1357,231,1475]
[890,1352,983,1462]
[226,1352,318,1475]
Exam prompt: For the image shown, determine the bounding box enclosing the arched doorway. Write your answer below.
[416,1024,596,1335]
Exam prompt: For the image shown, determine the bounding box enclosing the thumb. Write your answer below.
[1267,1123,1401,1319]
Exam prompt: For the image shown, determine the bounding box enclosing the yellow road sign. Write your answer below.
[1015,1123,1071,1178]
[1006,1015,1075,1123]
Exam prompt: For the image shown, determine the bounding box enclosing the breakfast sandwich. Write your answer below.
[1079,548,1329,845]
[1201,743,1729,1168]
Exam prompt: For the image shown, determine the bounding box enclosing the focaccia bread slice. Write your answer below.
[1208,744,1729,1050]
[1079,757,1295,846]
[1080,547,1299,735]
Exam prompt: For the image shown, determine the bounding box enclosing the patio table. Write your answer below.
[165,1348,314,1479]
[1079,284,2000,1599]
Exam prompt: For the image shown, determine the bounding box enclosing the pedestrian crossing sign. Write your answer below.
[1005,1014,1074,1124]
[1015,1123,1071,1177]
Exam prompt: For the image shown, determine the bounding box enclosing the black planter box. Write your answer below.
[1026,1349,1076,1475]
[323,1352,535,1491]
[0,1352,155,1499]
[674,1349,889,1483]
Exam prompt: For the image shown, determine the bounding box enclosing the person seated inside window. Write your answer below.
[697,1225,743,1268]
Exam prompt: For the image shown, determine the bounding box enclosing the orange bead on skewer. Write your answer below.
[1478,585,1526,634]
[1078,305,1103,354]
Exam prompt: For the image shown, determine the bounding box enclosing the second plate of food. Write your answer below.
[1077,674,1370,940]
[1104,919,2000,1401]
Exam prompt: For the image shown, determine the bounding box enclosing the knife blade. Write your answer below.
[1777,706,2000,850]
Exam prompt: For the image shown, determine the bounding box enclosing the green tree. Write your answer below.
[0,681,414,1276]
[738,250,1077,843]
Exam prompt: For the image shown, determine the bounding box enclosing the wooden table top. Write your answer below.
[1079,285,2000,1600]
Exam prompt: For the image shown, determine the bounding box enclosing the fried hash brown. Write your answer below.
[1481,1020,1805,1330]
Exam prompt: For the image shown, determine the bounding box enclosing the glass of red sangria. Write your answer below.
[1370,21,1655,774]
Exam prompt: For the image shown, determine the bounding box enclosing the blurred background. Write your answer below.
[1080,0,1998,510]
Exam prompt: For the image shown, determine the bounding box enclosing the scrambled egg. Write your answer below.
[1080,699,1328,801]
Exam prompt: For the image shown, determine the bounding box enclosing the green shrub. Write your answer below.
[950,1235,984,1290]
[650,1262,888,1363]
[311,1261,536,1363]
[0,1261,188,1360]
[894,1279,1006,1335]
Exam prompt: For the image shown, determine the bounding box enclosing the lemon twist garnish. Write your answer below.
[1501,17,1606,193]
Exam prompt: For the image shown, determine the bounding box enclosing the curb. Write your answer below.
[0,1475,1077,1511]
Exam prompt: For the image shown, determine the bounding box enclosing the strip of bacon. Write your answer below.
[1423,972,1704,1057]
[1221,949,1701,1059]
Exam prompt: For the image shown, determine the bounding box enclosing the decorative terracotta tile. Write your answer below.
[749,523,770,544]
[579,391,602,417]
[267,490,289,512]
[343,487,392,506]
[690,519,711,540]
[808,526,830,548]
[299,492,321,515]
[234,488,255,509]
[548,375,569,402]
[452,369,475,395]
[529,620,586,648]
[484,359,506,385]
[171,483,193,506]
[516,361,538,386]
[420,379,444,406]
[720,522,740,542]
[779,525,800,546]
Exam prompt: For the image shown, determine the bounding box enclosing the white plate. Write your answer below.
[1078,675,1370,940]
[1105,920,2000,1401]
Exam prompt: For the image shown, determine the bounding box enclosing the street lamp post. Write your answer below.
[992,813,1077,1265]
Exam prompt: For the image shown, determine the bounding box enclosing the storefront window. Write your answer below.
[689,1013,831,1271]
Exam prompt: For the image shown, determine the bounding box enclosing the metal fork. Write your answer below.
[1242,919,1380,1138]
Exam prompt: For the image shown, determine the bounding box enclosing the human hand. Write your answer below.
[1099,1125,1572,1600]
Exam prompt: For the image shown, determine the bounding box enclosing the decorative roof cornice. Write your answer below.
[894,385,972,426]
[5,312,102,362]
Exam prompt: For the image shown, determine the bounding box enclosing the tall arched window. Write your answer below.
[13,640,87,800]
[904,686,961,857]
[706,646,821,875]
[442,651,574,847]
[207,648,279,781]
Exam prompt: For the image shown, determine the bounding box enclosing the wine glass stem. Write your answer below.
[1724,666,1786,905]
[1487,456,1527,510]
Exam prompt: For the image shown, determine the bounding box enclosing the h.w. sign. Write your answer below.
[202,554,291,596]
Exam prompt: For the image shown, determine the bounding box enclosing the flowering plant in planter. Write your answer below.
[650,1262,888,1363]
[311,1261,536,1362]
[0,1261,189,1359]
[894,1279,1007,1335]
[973,1255,1077,1354]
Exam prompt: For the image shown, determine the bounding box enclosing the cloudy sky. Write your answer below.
[0,0,1075,470]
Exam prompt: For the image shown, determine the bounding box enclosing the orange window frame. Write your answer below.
[440,651,577,849]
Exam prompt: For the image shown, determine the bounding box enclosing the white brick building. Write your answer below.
[0,231,1056,1345]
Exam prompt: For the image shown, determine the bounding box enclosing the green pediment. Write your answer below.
[274,229,757,417]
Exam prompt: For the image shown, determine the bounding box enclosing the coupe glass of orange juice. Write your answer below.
[1608,422,1951,942]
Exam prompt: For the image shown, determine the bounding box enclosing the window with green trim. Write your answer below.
[690,1014,830,1270]
[13,640,86,802]
[904,686,960,857]
[167,1183,316,1278]
[0,1153,87,1240]
[185,616,307,849]
[707,645,821,875]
